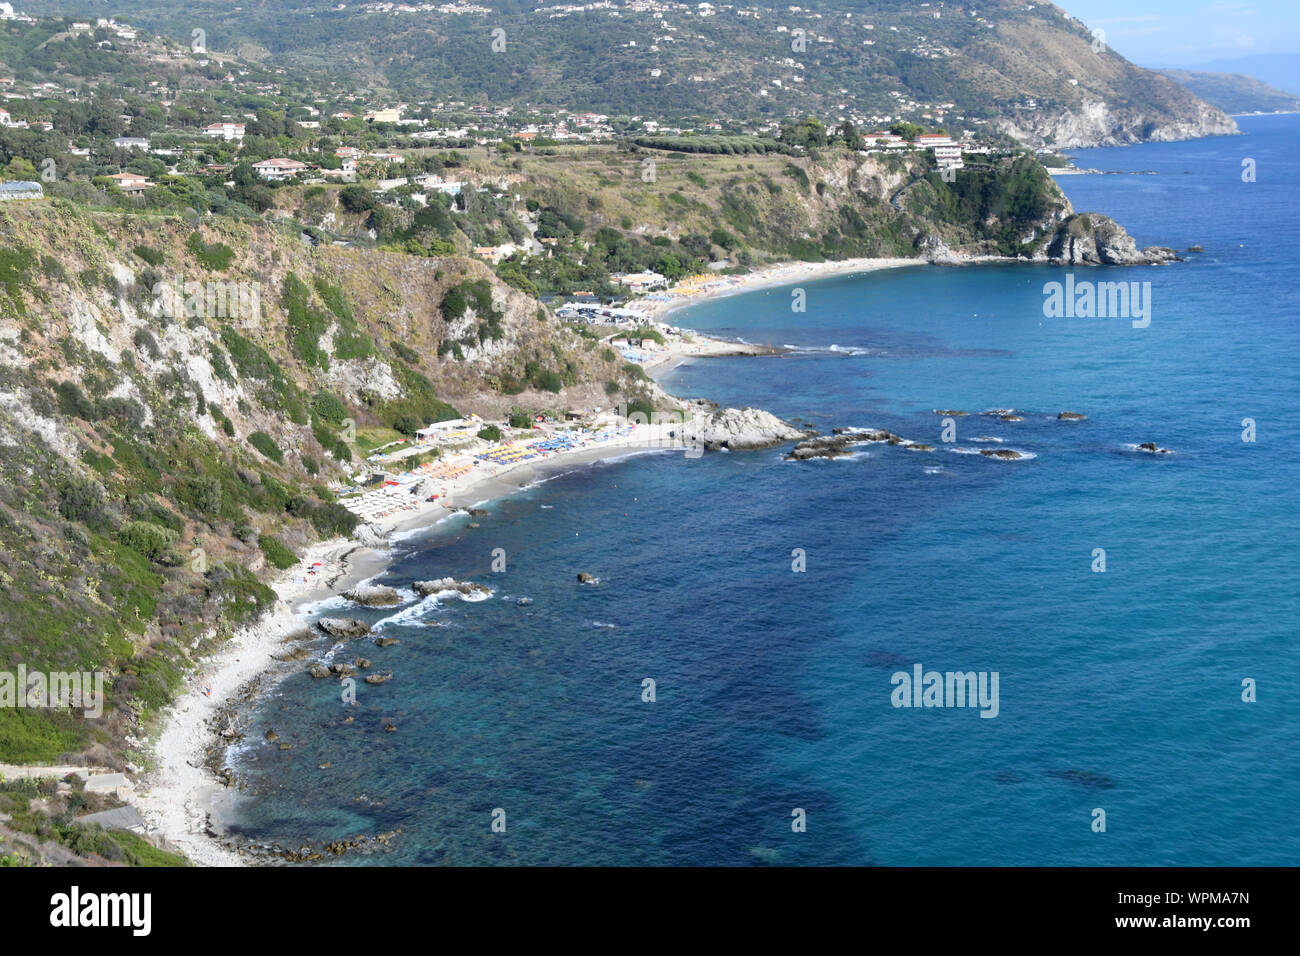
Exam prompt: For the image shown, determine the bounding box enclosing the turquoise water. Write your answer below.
[227,115,1300,865]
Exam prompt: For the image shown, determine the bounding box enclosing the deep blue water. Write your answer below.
[226,115,1300,866]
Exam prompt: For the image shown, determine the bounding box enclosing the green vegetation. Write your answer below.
[258,535,298,570]
[248,431,284,463]
[186,232,235,271]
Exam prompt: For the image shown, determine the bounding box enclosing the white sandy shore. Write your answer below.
[133,425,692,864]
[636,255,924,323]
[135,252,975,865]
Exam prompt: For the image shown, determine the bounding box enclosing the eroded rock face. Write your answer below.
[1047,215,1181,265]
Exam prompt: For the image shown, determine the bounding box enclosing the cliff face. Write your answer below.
[1042,214,1178,265]
[995,95,1238,149]
[0,200,651,768]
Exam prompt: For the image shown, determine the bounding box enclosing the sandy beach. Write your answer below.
[133,422,693,864]
[133,252,939,865]
[634,255,925,323]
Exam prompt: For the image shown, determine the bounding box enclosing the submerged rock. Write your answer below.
[317,617,371,639]
[933,409,968,416]
[1057,411,1087,420]
[374,636,400,647]
[343,585,401,607]
[1047,769,1117,790]
[981,448,1028,460]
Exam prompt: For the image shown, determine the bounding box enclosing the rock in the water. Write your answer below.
[1047,214,1181,265]
[354,657,371,669]
[785,428,902,460]
[981,448,1028,460]
[307,664,332,679]
[904,443,934,452]
[576,572,596,584]
[317,617,371,639]
[1136,442,1173,454]
[264,730,279,742]
[1057,411,1087,420]
[329,662,356,678]
[933,409,968,416]
[343,585,401,607]
[374,636,400,647]
[686,406,808,452]
[413,577,492,598]
[364,672,392,685]
[999,414,1023,422]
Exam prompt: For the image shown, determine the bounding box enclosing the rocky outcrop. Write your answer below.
[1136,442,1174,455]
[413,577,491,598]
[1046,215,1180,266]
[786,429,902,461]
[685,407,808,452]
[576,572,595,584]
[354,524,389,549]
[343,585,401,607]
[981,449,1029,460]
[316,618,371,639]
[1058,412,1087,421]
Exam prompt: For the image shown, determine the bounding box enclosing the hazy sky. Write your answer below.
[1062,0,1298,65]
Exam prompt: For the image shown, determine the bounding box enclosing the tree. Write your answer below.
[339,184,376,213]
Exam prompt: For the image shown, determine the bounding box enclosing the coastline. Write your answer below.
[633,255,925,324]
[132,251,978,864]
[133,424,693,864]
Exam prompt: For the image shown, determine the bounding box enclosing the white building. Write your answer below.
[252,158,310,180]
[203,122,246,141]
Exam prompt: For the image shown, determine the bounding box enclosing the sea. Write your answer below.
[223,114,1300,866]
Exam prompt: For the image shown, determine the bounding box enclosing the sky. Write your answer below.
[1061,0,1299,66]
